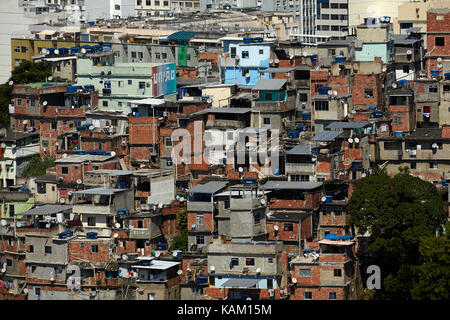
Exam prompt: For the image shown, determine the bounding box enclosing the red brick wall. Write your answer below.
[68,240,111,262]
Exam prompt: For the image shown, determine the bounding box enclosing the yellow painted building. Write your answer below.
[11,38,101,70]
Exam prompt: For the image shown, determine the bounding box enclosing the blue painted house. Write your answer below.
[220,37,272,87]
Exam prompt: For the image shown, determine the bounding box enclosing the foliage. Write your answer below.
[410,223,450,300]
[170,205,188,251]
[22,155,55,177]
[0,61,52,128]
[348,171,447,299]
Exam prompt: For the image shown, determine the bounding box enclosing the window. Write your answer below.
[435,37,445,46]
[329,292,337,300]
[196,235,204,245]
[321,14,329,20]
[266,279,273,289]
[103,101,108,107]
[299,93,308,102]
[331,14,339,20]
[165,137,172,146]
[162,52,167,59]
[334,269,342,277]
[411,162,416,170]
[429,85,438,93]
[262,117,271,125]
[331,26,339,31]
[265,93,272,100]
[51,122,57,130]
[304,292,312,300]
[230,258,239,268]
[315,100,329,111]
[9,205,14,217]
[62,167,69,174]
[242,51,249,59]
[91,245,98,253]
[155,52,161,59]
[246,258,255,266]
[145,0,150,5]
[300,269,311,277]
[364,89,374,98]
[284,223,293,231]
[230,47,236,58]
[137,220,143,228]
[430,162,437,169]
[139,82,145,89]
[14,46,20,53]
[339,3,348,9]
[80,243,84,248]
[118,81,124,87]
[196,213,204,225]
[35,287,40,296]
[6,259,12,267]
[259,49,264,55]
[268,258,273,263]
[45,246,52,254]
[403,65,410,74]
[331,3,338,9]
[128,80,132,85]
[29,245,34,253]
[88,217,96,226]
[321,25,330,31]
[16,98,22,106]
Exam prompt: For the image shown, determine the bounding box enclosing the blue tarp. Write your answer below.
[324,233,340,240]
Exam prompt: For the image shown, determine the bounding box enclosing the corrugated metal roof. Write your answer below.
[187,181,228,194]
[55,154,114,164]
[133,260,180,270]
[326,121,370,129]
[198,108,251,115]
[167,31,195,41]
[18,205,72,216]
[252,79,287,91]
[286,144,312,155]
[260,181,323,190]
[311,130,344,142]
[221,278,259,288]
[260,67,295,73]
[73,187,126,196]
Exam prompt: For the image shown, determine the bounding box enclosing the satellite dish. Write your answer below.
[54,49,59,55]
[48,76,53,81]
[42,48,48,54]
[380,17,385,22]
[437,57,442,62]
[361,173,367,178]
[63,153,68,158]
[110,151,116,157]
[60,198,65,204]
[68,191,73,196]
[348,138,354,143]
[8,81,13,86]
[312,157,317,162]
[392,83,397,89]
[115,222,121,228]
[321,196,327,202]
[158,203,163,209]
[210,265,215,272]
[315,66,320,71]
[354,137,360,143]
[327,90,333,95]
[23,288,29,294]
[1,219,6,226]
[89,125,94,130]
[407,50,412,55]
[16,222,21,228]
[438,64,443,68]
[43,101,48,106]
[238,167,244,173]
[382,67,387,72]
[45,223,51,229]
[122,254,128,261]
[113,233,119,238]
[77,179,82,184]
[256,267,261,273]
[187,268,191,272]
[274,225,279,231]
[81,48,87,54]
[179,197,185,202]
[303,52,307,57]
[155,251,161,257]
[333,91,338,96]
[260,198,266,205]
[246,297,252,300]
[292,277,297,283]
[177,270,183,275]
[432,143,438,149]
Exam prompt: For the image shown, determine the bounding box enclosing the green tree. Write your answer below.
[170,205,188,251]
[410,223,450,300]
[0,61,52,128]
[349,172,447,299]
[22,155,55,177]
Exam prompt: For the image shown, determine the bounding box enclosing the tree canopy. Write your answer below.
[22,155,55,177]
[0,61,52,128]
[348,171,448,299]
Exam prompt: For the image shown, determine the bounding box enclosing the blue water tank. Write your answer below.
[287,129,300,139]
[333,56,346,63]
[157,243,168,250]
[394,131,403,137]
[431,69,440,76]
[445,73,450,80]
[369,105,376,110]
[86,232,97,239]
[325,195,333,203]
[373,110,383,118]
[303,112,312,120]
[296,125,305,132]
[318,86,332,95]
[352,160,362,169]
[243,178,258,187]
